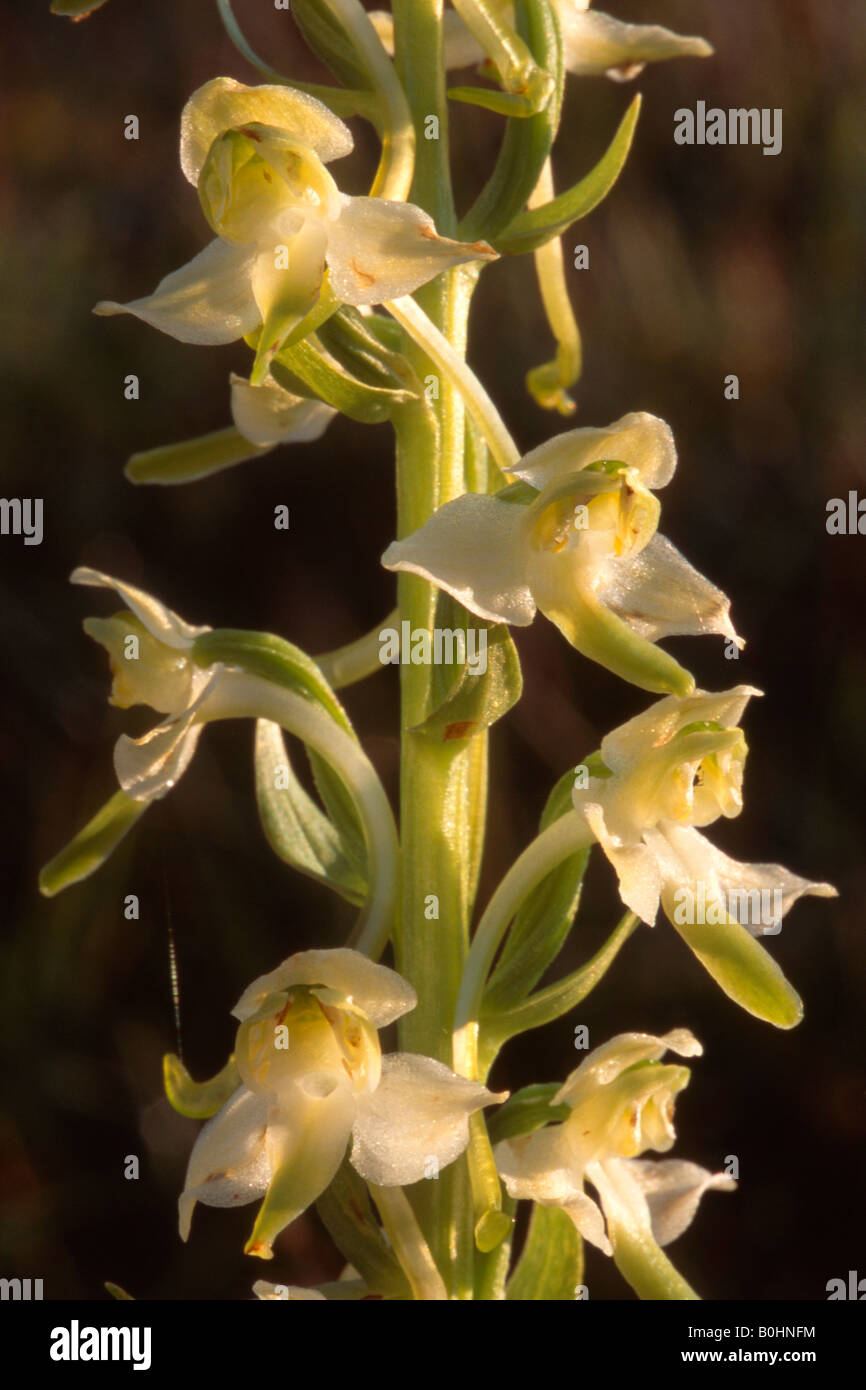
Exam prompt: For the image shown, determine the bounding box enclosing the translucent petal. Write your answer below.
[626,1159,736,1247]
[581,802,661,925]
[495,1125,584,1205]
[512,412,676,492]
[232,948,417,1029]
[350,1054,504,1185]
[326,196,496,306]
[230,374,335,448]
[113,667,222,802]
[553,1029,702,1106]
[179,1085,273,1241]
[596,533,742,646]
[561,11,712,80]
[180,77,354,185]
[382,494,535,626]
[70,567,208,647]
[250,218,328,329]
[94,238,260,346]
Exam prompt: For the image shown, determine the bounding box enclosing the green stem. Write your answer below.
[369,1185,449,1301]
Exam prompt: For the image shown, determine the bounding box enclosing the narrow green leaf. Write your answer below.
[487,1083,568,1145]
[506,1204,583,1300]
[126,427,270,486]
[413,592,523,743]
[316,1160,412,1300]
[306,749,370,882]
[459,0,564,242]
[495,94,642,254]
[670,916,804,1028]
[39,790,148,897]
[163,1053,240,1120]
[484,768,589,1009]
[254,720,367,905]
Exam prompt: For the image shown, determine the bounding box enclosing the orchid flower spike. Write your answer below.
[573,686,837,1024]
[177,949,506,1259]
[383,412,740,695]
[496,1029,733,1299]
[95,78,496,380]
[371,3,712,84]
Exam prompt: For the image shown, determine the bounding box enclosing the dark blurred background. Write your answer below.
[1,0,864,1300]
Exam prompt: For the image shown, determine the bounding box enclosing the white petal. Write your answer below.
[553,1028,702,1106]
[180,77,353,185]
[351,1054,505,1186]
[232,948,417,1028]
[382,494,535,626]
[250,217,328,326]
[653,822,837,935]
[626,1159,736,1247]
[326,197,496,306]
[561,1192,613,1254]
[94,238,260,346]
[512,412,676,492]
[581,802,661,925]
[599,685,761,778]
[596,533,742,646]
[495,1125,584,1205]
[113,667,222,802]
[179,1085,273,1241]
[230,373,335,447]
[560,11,712,79]
[253,1281,327,1300]
[70,567,209,647]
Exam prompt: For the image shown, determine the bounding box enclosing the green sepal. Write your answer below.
[670,916,804,1029]
[254,719,367,905]
[487,1083,569,1145]
[316,1159,412,1300]
[51,0,108,14]
[483,769,589,1009]
[495,94,642,254]
[459,1,564,242]
[506,1203,583,1300]
[38,790,148,897]
[191,629,354,734]
[544,584,695,697]
[163,1053,240,1119]
[412,592,523,743]
[125,427,270,487]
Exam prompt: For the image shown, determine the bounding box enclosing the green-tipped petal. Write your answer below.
[540,583,695,696]
[163,1053,241,1119]
[39,790,148,897]
[126,427,271,486]
[668,910,804,1028]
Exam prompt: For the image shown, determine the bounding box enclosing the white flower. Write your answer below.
[496,1029,733,1297]
[95,77,496,375]
[371,3,712,83]
[383,412,739,694]
[573,686,837,1023]
[179,948,506,1259]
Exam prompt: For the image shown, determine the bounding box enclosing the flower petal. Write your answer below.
[232,948,417,1029]
[230,373,335,447]
[585,1156,700,1299]
[598,685,761,778]
[581,802,661,925]
[561,11,712,80]
[180,77,354,185]
[179,1085,273,1241]
[626,1158,736,1247]
[326,196,496,306]
[113,667,222,802]
[595,533,742,646]
[382,494,535,626]
[351,1054,505,1186]
[496,1124,585,1205]
[553,1028,702,1106]
[70,567,209,647]
[512,412,676,492]
[94,238,260,346]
